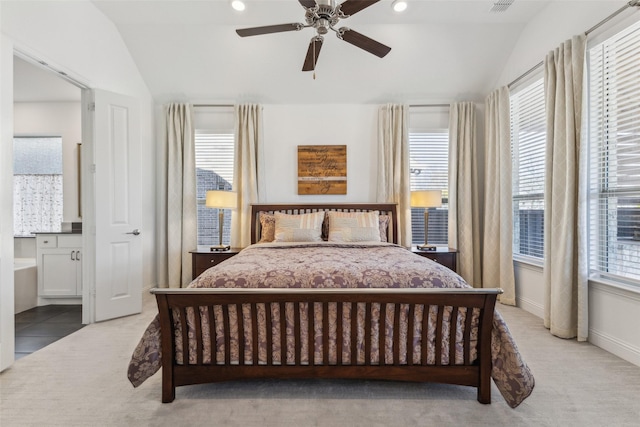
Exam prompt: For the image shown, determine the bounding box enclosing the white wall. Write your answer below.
[497,2,640,367]
[494,1,625,88]
[262,105,378,203]
[14,102,82,225]
[0,0,155,371]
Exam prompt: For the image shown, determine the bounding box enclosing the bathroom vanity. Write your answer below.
[35,233,82,298]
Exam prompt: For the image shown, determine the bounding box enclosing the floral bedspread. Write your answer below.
[127,243,534,407]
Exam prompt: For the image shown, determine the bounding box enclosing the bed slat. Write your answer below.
[308,303,315,365]
[449,306,459,365]
[251,303,259,365]
[435,306,444,366]
[294,302,301,365]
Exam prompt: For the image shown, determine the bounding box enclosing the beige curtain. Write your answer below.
[484,87,516,305]
[448,102,482,287]
[231,104,263,248]
[543,35,588,340]
[157,103,196,288]
[377,104,411,247]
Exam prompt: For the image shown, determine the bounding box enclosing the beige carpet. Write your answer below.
[2,293,640,427]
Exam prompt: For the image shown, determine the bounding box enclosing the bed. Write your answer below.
[128,203,534,408]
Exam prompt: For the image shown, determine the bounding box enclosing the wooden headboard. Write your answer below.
[250,203,398,245]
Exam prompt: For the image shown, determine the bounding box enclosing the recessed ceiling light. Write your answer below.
[231,0,245,12]
[391,0,407,13]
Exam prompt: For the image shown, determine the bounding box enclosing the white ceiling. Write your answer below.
[14,56,82,102]
[88,0,557,104]
[14,0,569,104]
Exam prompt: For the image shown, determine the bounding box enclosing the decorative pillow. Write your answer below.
[274,211,324,242]
[378,214,390,243]
[258,212,276,243]
[327,211,381,243]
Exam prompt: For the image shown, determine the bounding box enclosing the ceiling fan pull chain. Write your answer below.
[313,39,317,80]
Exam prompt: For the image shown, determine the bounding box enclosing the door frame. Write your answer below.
[80,88,96,324]
[0,47,95,371]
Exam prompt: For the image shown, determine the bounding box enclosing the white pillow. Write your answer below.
[273,211,324,242]
[327,211,381,243]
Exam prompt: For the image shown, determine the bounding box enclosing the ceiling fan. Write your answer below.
[236,0,391,72]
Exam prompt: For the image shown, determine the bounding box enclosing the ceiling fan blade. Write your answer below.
[339,29,391,58]
[298,0,317,8]
[236,23,302,37]
[339,0,380,16]
[302,37,323,71]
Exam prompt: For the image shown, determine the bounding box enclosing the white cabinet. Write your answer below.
[36,234,82,297]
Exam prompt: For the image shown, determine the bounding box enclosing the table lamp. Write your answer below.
[410,189,442,251]
[205,190,237,251]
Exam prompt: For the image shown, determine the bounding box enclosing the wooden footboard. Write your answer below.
[152,287,501,404]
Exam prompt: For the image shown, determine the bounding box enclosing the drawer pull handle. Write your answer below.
[44,240,49,244]
[71,250,76,261]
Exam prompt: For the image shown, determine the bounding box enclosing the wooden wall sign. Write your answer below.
[298,145,347,195]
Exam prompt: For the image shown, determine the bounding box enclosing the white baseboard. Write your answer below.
[516,296,544,319]
[589,327,640,368]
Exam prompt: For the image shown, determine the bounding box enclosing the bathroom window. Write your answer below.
[13,136,63,236]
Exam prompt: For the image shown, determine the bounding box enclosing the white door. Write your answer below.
[92,89,142,322]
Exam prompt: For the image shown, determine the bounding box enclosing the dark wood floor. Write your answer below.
[14,305,84,360]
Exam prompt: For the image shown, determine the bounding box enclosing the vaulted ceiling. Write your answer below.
[14,1,622,105]
[89,0,556,104]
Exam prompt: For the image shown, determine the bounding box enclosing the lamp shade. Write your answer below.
[410,190,442,208]
[205,190,237,209]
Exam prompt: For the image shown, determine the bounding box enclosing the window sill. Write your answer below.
[589,276,640,298]
[513,254,543,269]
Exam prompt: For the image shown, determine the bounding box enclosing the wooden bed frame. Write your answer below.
[152,203,501,404]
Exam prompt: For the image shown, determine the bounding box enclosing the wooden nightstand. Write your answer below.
[190,247,242,279]
[411,247,458,272]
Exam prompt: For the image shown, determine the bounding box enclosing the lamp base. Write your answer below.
[416,244,437,251]
[210,245,230,252]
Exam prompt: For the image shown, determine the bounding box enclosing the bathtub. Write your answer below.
[14,257,37,314]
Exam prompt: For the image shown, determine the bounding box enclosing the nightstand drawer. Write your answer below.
[191,248,242,279]
[411,247,458,272]
[421,252,456,271]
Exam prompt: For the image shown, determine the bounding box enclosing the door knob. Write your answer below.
[126,229,141,236]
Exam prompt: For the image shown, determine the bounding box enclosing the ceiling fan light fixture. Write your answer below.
[391,0,408,13]
[230,0,246,12]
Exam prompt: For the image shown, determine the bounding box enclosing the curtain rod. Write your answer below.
[193,104,234,108]
[585,0,639,35]
[409,104,449,108]
[508,0,639,88]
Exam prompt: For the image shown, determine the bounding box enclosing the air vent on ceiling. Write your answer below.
[490,0,514,13]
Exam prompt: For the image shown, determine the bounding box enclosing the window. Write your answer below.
[195,130,235,245]
[510,78,546,260]
[587,20,640,285]
[13,136,63,236]
[409,131,448,245]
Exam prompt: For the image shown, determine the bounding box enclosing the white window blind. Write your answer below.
[409,131,448,245]
[588,20,640,285]
[510,78,545,260]
[194,130,235,246]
